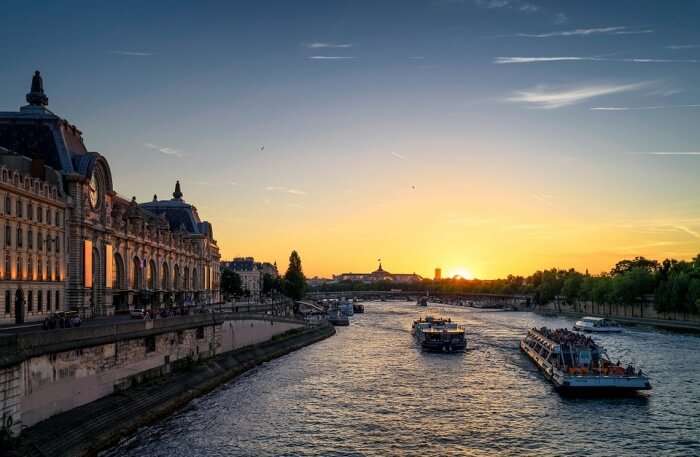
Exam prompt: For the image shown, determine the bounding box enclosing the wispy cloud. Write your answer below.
[510,26,652,38]
[553,13,568,25]
[110,50,153,56]
[391,151,407,160]
[308,56,354,60]
[306,42,353,49]
[506,82,649,109]
[531,193,555,206]
[144,143,183,157]
[666,44,700,50]
[474,0,539,12]
[265,186,307,195]
[591,104,700,111]
[494,56,698,64]
[635,152,700,156]
[675,225,700,239]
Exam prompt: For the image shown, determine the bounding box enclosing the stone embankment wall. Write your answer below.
[0,313,303,436]
[536,300,700,330]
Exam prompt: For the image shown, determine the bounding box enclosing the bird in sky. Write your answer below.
[260,145,265,151]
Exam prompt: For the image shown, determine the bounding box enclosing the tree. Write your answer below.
[283,250,307,301]
[220,268,242,300]
[262,273,278,295]
[562,271,583,306]
[611,267,655,317]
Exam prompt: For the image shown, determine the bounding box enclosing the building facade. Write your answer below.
[333,262,423,284]
[0,149,67,323]
[222,257,279,298]
[0,72,220,324]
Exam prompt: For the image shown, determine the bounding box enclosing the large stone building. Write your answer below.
[0,72,220,324]
[333,262,423,284]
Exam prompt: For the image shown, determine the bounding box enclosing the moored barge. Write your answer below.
[520,327,651,393]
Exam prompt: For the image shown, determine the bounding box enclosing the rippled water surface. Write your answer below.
[104,302,700,456]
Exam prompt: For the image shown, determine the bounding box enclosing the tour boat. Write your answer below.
[327,308,349,326]
[352,303,365,314]
[412,316,466,353]
[417,297,428,307]
[520,327,651,393]
[339,300,354,317]
[574,316,623,333]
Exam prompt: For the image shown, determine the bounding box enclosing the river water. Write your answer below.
[103,302,700,457]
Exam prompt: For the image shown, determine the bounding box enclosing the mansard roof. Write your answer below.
[0,72,91,177]
[139,182,215,240]
[0,145,64,192]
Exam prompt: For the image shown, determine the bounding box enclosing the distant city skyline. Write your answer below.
[1,1,699,279]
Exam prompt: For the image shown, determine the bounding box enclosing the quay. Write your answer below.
[0,309,335,456]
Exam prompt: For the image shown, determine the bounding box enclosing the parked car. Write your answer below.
[130,308,146,319]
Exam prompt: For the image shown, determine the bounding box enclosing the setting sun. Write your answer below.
[446,267,474,280]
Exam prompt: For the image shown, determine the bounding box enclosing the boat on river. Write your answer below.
[353,303,365,313]
[417,296,428,307]
[574,316,623,333]
[412,316,466,353]
[327,308,349,326]
[520,327,651,393]
[339,300,354,316]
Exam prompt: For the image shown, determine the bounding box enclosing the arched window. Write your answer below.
[5,224,11,247]
[55,260,60,281]
[37,232,43,251]
[16,199,22,218]
[132,257,142,289]
[47,260,52,281]
[161,263,170,290]
[55,236,60,253]
[27,256,33,280]
[148,260,157,289]
[27,202,33,221]
[37,206,43,223]
[16,227,22,248]
[174,265,180,290]
[37,290,43,310]
[192,268,198,290]
[113,253,124,289]
[28,291,33,312]
[5,290,11,314]
[28,229,33,250]
[184,267,190,290]
[4,195,10,215]
[37,257,43,281]
[55,290,60,311]
[16,256,22,280]
[47,290,51,311]
[4,254,10,280]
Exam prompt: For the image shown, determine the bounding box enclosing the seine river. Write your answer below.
[103,302,700,456]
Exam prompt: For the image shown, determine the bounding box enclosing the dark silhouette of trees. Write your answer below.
[283,250,307,301]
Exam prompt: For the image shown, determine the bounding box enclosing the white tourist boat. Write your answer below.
[412,316,466,353]
[574,316,623,333]
[520,327,651,393]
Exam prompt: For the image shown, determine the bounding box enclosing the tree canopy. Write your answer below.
[282,250,307,301]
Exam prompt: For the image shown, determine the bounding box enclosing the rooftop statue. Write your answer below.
[26,70,49,106]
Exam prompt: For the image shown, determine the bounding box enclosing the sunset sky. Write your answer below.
[1,0,699,279]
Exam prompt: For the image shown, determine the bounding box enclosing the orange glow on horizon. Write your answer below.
[445,267,475,280]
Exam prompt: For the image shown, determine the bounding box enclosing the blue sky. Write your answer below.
[1,0,699,277]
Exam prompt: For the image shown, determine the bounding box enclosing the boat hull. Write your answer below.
[520,340,650,393]
[421,340,467,353]
[573,324,623,333]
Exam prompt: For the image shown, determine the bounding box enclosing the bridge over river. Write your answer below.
[306,290,532,309]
